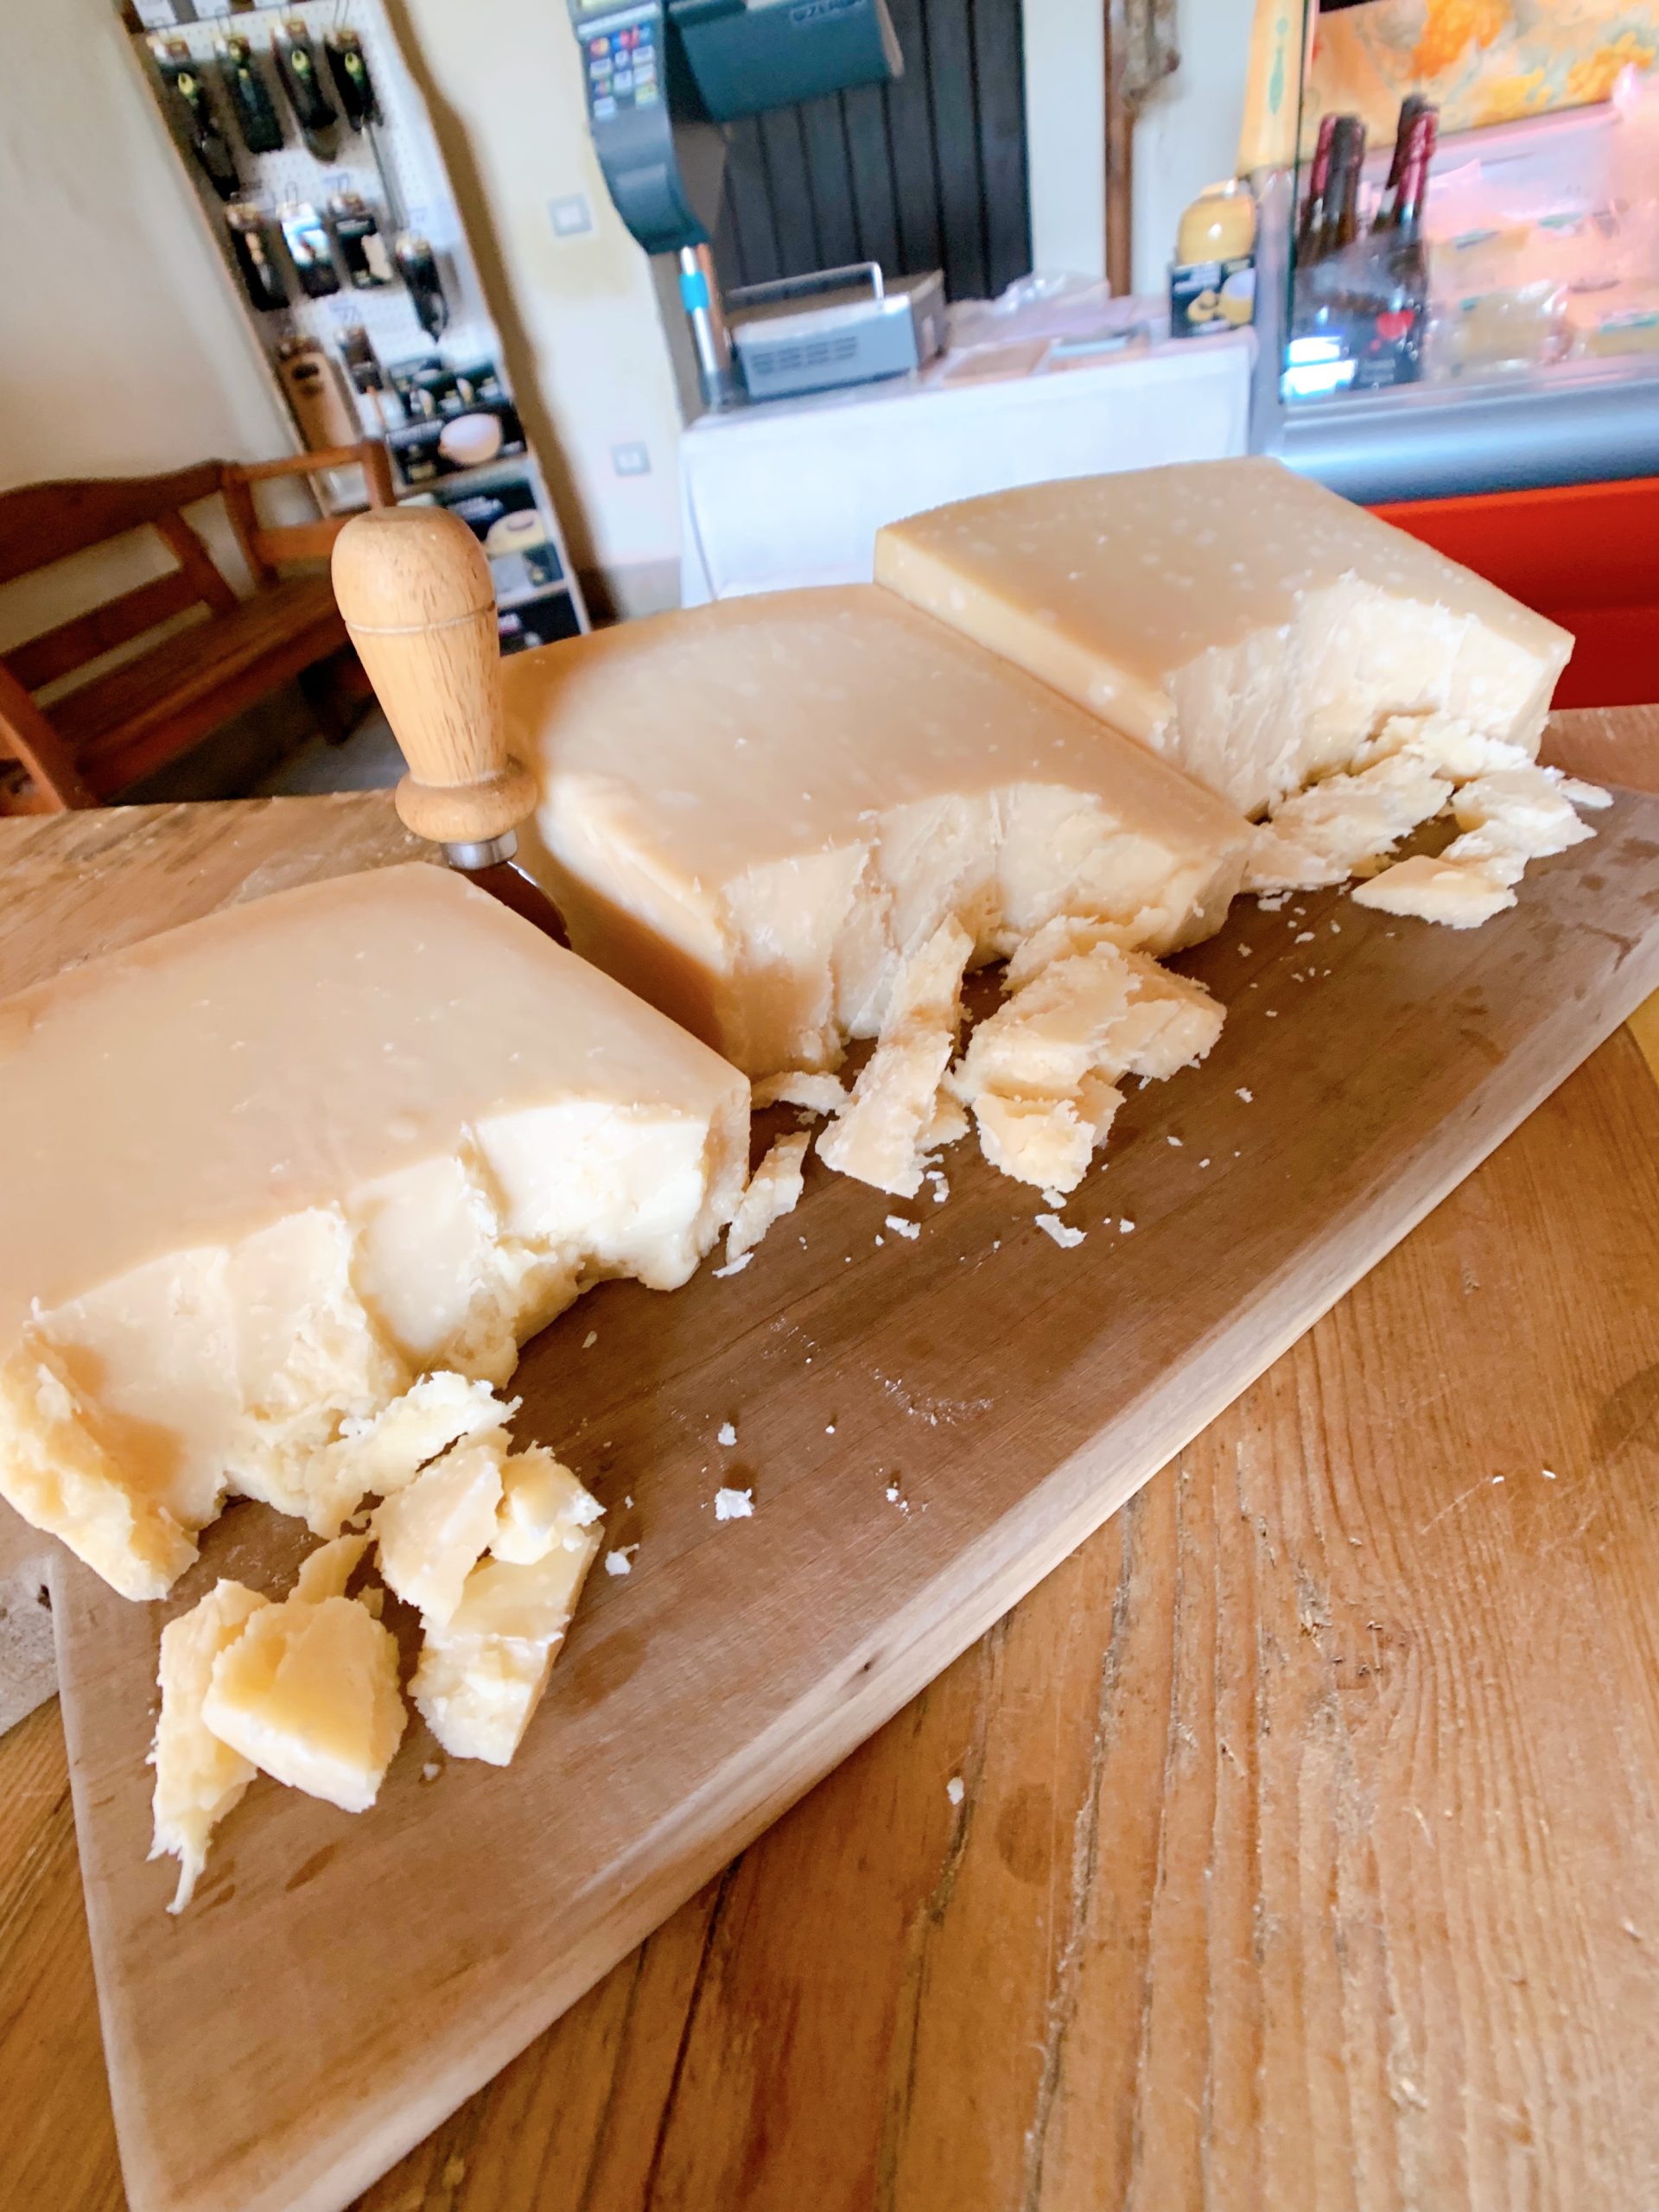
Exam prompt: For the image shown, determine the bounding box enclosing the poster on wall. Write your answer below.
[1305,0,1659,145]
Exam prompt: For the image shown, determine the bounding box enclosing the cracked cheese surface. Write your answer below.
[508,587,1249,1076]
[0,864,747,1598]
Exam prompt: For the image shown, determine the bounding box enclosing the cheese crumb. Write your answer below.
[817,919,973,1196]
[885,1215,920,1240]
[714,1486,753,1521]
[711,1252,753,1277]
[149,1579,270,1912]
[726,1132,810,1261]
[582,1331,598,1350]
[1035,1213,1085,1249]
[946,1775,964,1806]
[604,1545,638,1577]
[717,1421,737,1447]
[750,1069,848,1115]
[1119,1218,1135,1234]
[1236,1088,1253,1103]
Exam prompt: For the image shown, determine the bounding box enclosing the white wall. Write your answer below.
[1023,0,1108,283]
[0,0,290,490]
[396,0,687,612]
[0,0,296,645]
[1130,0,1257,294]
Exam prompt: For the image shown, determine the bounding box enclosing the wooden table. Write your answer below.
[5,779,1659,2212]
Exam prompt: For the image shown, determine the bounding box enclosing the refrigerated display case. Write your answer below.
[1254,75,1659,504]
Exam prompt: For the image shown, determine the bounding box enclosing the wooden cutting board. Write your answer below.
[25,719,1659,2212]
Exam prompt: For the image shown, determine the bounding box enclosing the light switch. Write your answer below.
[611,442,652,477]
[550,194,594,238]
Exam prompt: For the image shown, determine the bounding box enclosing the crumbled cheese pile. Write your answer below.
[149,1381,602,1911]
[949,920,1223,1194]
[1244,713,1611,925]
[735,910,1226,1210]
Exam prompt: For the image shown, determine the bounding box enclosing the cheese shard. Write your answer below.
[314,1375,518,1530]
[203,1558,405,1814]
[149,1579,270,1913]
[726,1135,810,1261]
[411,1521,602,1766]
[874,461,1573,817]
[751,1071,847,1115]
[0,865,747,1598]
[1352,855,1517,928]
[510,588,1250,1076]
[817,919,972,1197]
[1353,758,1610,927]
[952,934,1224,1193]
[373,1433,509,1626]
[1244,755,1453,892]
[492,1447,603,1567]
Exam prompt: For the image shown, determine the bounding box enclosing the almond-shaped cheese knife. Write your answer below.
[331,505,568,944]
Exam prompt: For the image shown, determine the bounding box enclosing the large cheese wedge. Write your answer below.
[0,864,747,1599]
[509,587,1250,1076]
[874,460,1573,818]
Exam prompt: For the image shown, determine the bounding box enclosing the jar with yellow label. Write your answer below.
[1171,180,1257,339]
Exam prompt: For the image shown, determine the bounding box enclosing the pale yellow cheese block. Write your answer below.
[508,587,1250,1077]
[874,460,1573,818]
[0,864,748,1599]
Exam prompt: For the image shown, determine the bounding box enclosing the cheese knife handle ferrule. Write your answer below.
[332,505,541,855]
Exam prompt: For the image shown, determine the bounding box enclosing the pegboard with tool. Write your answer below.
[125,0,588,648]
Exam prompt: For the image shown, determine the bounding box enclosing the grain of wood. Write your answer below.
[348,1031,1659,2212]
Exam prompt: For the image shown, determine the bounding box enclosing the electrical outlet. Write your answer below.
[549,194,594,238]
[611,442,652,477]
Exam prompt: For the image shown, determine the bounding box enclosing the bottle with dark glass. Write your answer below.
[1319,117,1367,259]
[1374,98,1436,234]
[1297,115,1338,264]
[1377,94,1427,215]
[1355,110,1437,387]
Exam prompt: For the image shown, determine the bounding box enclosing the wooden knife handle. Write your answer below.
[331,505,538,847]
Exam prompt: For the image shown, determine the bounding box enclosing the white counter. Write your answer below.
[678,327,1254,604]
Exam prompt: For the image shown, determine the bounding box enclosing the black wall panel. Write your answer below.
[712,0,1032,305]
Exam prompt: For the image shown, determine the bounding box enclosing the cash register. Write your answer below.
[567,0,944,409]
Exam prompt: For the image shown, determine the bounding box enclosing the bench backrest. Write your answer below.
[0,463,240,697]
[0,442,396,699]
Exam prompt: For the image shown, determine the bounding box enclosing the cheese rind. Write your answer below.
[874,461,1573,817]
[149,1579,270,1912]
[512,588,1250,1076]
[0,865,747,1597]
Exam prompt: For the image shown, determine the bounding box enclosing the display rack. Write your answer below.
[124,0,589,651]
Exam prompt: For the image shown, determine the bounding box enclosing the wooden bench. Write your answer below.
[0,443,395,813]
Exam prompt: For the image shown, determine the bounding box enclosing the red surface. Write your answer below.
[1372,476,1659,709]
